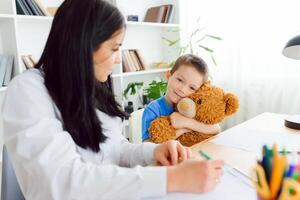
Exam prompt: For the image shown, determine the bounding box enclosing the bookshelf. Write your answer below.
[0,0,182,139]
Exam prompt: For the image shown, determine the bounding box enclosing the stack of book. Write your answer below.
[122,49,148,73]
[15,0,54,16]
[21,55,36,69]
[144,4,174,23]
[0,55,14,87]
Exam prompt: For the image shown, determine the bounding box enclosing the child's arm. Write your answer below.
[170,112,221,134]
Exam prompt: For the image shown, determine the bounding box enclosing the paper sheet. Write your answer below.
[144,171,256,200]
[212,126,300,153]
[191,142,259,180]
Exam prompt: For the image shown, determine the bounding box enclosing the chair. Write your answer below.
[128,108,144,144]
[1,145,25,200]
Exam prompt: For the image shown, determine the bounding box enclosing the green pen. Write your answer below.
[199,150,212,160]
[198,150,254,187]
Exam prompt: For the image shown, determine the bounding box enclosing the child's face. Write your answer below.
[166,65,205,104]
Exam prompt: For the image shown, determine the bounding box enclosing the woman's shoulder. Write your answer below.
[8,68,44,90]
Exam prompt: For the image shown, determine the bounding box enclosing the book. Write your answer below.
[29,0,44,16]
[21,55,35,69]
[0,55,9,86]
[121,52,130,72]
[3,55,14,86]
[129,50,141,71]
[135,49,148,70]
[164,5,173,23]
[24,0,42,15]
[16,0,30,15]
[19,0,34,15]
[144,6,166,23]
[167,5,174,23]
[161,5,169,23]
[33,0,51,16]
[123,50,136,72]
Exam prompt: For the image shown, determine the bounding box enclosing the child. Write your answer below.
[142,54,220,142]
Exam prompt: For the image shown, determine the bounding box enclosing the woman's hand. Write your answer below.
[170,112,191,129]
[167,158,224,193]
[154,140,192,166]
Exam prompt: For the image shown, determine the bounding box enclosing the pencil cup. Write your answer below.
[256,178,300,200]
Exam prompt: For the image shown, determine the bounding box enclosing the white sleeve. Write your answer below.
[2,71,167,200]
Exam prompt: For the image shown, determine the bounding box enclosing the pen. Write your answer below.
[280,150,300,155]
[198,150,254,187]
[199,150,211,160]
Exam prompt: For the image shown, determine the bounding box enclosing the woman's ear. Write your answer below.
[165,70,171,80]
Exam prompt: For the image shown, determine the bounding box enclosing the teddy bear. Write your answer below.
[148,82,239,147]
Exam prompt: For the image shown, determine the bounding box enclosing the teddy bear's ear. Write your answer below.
[203,80,211,86]
[224,93,239,116]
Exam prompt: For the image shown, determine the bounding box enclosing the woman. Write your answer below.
[2,0,224,199]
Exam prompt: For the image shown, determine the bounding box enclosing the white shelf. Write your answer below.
[0,14,14,19]
[126,21,179,28]
[112,68,170,78]
[15,15,53,22]
[0,87,7,92]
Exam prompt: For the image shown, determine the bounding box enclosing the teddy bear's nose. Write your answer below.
[177,98,196,118]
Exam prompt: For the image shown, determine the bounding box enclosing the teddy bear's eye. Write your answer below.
[197,99,202,104]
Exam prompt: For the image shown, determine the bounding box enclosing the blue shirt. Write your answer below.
[142,96,174,141]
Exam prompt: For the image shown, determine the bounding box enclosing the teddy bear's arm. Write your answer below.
[148,116,177,144]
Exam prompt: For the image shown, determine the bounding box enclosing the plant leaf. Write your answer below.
[199,45,214,53]
[211,54,217,66]
[206,34,222,40]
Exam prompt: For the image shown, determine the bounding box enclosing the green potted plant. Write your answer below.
[123,82,144,99]
[143,79,167,101]
[123,80,167,106]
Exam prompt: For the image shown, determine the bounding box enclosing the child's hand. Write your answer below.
[170,112,190,129]
[175,128,192,139]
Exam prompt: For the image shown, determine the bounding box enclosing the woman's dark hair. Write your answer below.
[35,0,127,152]
[170,54,209,81]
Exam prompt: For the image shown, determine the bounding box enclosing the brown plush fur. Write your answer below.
[149,82,239,147]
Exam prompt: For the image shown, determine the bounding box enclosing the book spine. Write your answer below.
[19,0,34,15]
[135,49,148,70]
[3,55,14,86]
[24,0,41,15]
[0,55,9,86]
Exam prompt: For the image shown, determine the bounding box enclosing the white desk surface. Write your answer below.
[147,112,300,200]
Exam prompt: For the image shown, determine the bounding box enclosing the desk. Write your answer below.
[148,112,300,200]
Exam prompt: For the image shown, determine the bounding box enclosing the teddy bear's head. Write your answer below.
[177,82,239,124]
